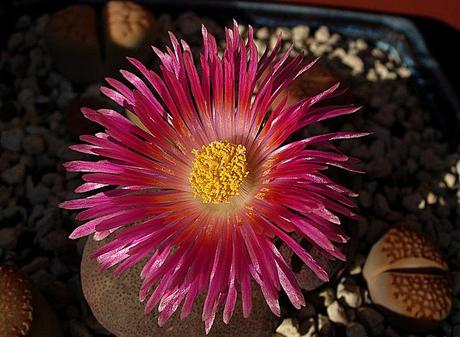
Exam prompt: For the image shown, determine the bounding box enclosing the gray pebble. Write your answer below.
[16,15,32,30]
[177,12,201,36]
[358,191,372,209]
[367,157,392,178]
[68,319,93,337]
[1,128,24,152]
[26,177,50,204]
[420,149,444,171]
[357,307,384,329]
[7,32,23,50]
[22,256,50,274]
[374,193,390,216]
[0,185,11,206]
[346,323,367,337]
[299,319,316,337]
[0,227,19,249]
[297,302,317,320]
[402,193,423,211]
[23,134,46,154]
[384,326,400,337]
[2,163,26,184]
[17,88,36,113]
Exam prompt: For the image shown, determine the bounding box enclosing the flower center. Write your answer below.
[189,141,249,204]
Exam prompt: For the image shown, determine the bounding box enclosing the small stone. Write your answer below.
[349,254,365,275]
[17,88,35,113]
[1,128,24,152]
[0,185,10,206]
[314,26,330,43]
[357,307,384,330]
[452,272,460,296]
[327,300,349,325]
[420,149,444,171]
[426,192,437,205]
[292,25,309,41]
[370,139,385,158]
[298,318,316,336]
[383,326,400,337]
[402,193,423,212]
[23,134,46,155]
[397,67,411,78]
[297,302,316,321]
[374,193,390,216]
[319,288,335,306]
[26,177,50,204]
[444,172,456,188]
[22,257,50,274]
[367,157,392,178]
[7,32,24,50]
[438,232,451,249]
[276,318,299,337]
[355,38,367,50]
[342,54,364,74]
[317,314,331,336]
[0,227,19,249]
[68,319,93,337]
[275,27,292,40]
[346,323,367,337]
[337,283,362,308]
[16,15,32,29]
[358,191,372,209]
[2,163,26,184]
[177,12,201,36]
[256,27,270,40]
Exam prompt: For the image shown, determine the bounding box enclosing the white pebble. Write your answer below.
[314,26,330,43]
[292,25,309,41]
[276,318,300,337]
[327,300,349,325]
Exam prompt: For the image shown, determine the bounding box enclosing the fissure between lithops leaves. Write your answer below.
[189,141,249,204]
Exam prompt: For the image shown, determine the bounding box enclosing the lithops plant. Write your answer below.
[81,238,278,337]
[363,225,452,331]
[0,266,33,337]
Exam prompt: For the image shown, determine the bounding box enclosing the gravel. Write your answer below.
[0,10,459,337]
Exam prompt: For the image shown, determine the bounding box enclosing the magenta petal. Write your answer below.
[61,20,365,333]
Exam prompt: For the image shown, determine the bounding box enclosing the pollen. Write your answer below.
[189,141,249,204]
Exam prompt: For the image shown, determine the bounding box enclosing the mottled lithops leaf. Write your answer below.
[363,225,452,330]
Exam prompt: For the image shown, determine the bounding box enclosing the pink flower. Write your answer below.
[60,21,367,333]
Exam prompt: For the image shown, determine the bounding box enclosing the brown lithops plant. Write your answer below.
[45,5,102,84]
[81,238,278,337]
[259,59,352,109]
[103,1,156,72]
[363,225,452,331]
[0,266,33,337]
[46,2,156,84]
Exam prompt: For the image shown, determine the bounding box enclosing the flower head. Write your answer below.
[61,21,367,333]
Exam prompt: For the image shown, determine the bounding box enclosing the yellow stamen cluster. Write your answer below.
[189,141,249,204]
